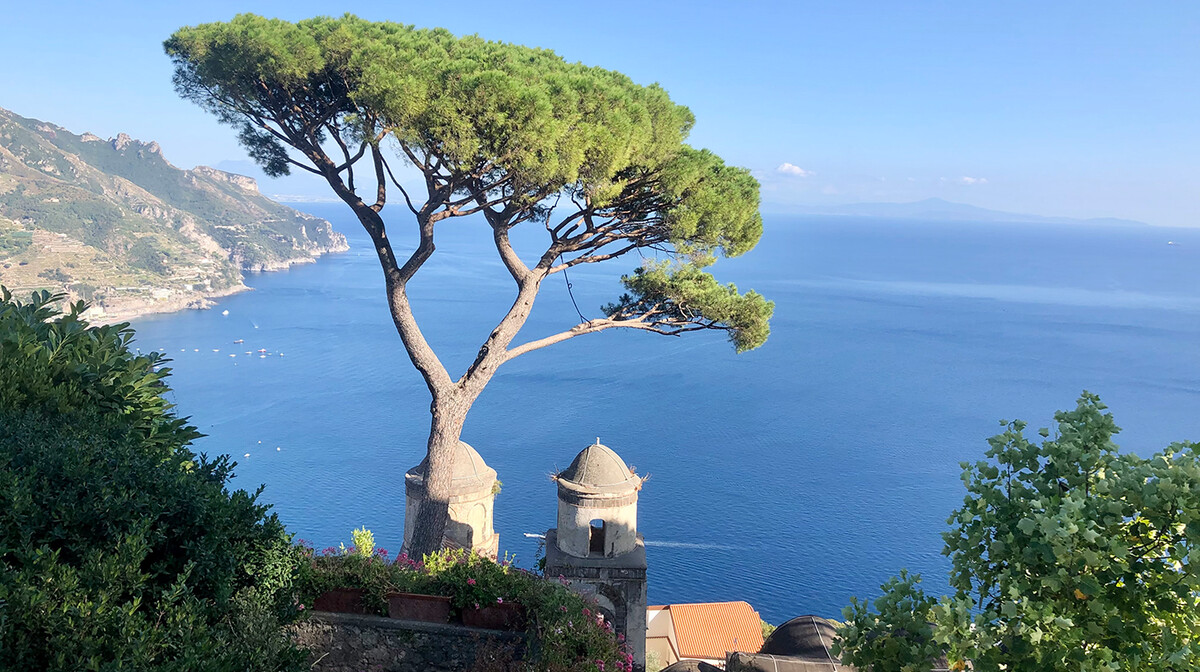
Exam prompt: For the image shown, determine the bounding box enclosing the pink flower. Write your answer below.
[474,602,480,609]
[496,597,504,604]
[560,606,568,612]
[595,660,605,671]
[298,604,306,611]
[467,578,476,586]
[583,608,590,617]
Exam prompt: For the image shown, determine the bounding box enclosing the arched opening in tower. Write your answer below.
[589,519,606,555]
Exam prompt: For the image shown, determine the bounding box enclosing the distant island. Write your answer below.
[0,106,348,322]
[785,197,1150,227]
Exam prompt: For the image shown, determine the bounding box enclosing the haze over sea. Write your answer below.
[129,204,1200,624]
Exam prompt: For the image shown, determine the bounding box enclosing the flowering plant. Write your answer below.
[297,532,632,670]
[423,548,515,611]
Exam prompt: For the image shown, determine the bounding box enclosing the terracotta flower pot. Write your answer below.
[462,602,525,630]
[386,592,452,623]
[312,587,367,614]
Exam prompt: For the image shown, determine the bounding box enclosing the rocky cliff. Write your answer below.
[0,106,348,321]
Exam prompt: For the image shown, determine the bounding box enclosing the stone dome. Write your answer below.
[557,441,639,494]
[405,441,496,494]
[661,662,722,672]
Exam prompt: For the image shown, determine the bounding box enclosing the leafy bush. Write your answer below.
[0,288,307,671]
[836,393,1200,672]
[834,571,942,672]
[0,288,188,453]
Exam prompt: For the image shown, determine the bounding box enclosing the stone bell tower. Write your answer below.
[545,440,647,672]
[403,440,499,559]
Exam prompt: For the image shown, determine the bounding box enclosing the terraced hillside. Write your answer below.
[0,106,348,321]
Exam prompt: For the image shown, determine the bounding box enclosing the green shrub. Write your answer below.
[0,288,190,453]
[836,394,1200,671]
[0,288,306,671]
[833,570,941,672]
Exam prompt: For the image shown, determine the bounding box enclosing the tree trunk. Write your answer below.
[407,395,470,558]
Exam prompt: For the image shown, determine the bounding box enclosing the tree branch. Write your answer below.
[286,157,324,175]
[502,313,712,362]
[485,211,531,286]
[370,144,388,212]
[379,155,421,216]
[547,242,642,274]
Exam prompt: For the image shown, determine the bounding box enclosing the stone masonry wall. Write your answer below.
[289,612,525,672]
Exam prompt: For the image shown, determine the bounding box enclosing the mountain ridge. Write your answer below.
[0,106,348,322]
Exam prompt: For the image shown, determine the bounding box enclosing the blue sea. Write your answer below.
[129,205,1200,624]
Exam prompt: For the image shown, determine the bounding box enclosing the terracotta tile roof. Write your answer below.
[663,601,765,661]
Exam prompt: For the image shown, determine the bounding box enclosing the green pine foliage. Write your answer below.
[164,13,773,351]
[836,393,1200,671]
[0,288,307,671]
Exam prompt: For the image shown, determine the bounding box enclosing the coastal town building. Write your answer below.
[647,601,765,668]
[401,440,499,559]
[545,440,648,672]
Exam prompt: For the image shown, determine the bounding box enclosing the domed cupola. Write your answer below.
[402,440,499,558]
[554,440,643,558]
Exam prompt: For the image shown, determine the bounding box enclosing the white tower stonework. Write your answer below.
[402,441,499,559]
[545,441,648,672]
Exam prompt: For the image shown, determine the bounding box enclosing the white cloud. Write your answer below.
[777,163,814,177]
[957,176,988,185]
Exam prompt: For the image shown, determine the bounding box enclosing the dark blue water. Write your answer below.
[129,206,1200,624]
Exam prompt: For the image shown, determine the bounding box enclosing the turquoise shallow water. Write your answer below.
[129,206,1200,623]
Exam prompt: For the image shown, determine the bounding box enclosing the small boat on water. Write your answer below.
[234,339,244,344]
[257,348,267,353]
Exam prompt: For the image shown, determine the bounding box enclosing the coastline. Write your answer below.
[89,247,347,326]
[88,283,251,326]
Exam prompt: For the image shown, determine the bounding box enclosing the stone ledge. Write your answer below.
[305,611,524,641]
[291,610,526,671]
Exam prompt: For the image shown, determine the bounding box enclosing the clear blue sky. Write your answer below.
[2,1,1197,225]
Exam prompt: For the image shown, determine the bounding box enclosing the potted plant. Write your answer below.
[299,531,392,615]
[385,567,452,623]
[462,597,526,631]
[423,549,527,630]
[313,586,368,614]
